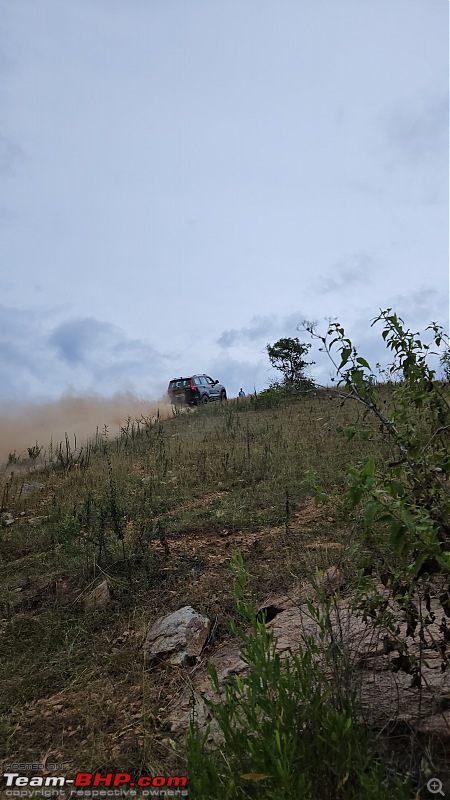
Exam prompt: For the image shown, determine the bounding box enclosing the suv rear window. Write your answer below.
[169,379,190,388]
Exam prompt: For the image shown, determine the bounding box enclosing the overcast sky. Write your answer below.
[0,0,448,402]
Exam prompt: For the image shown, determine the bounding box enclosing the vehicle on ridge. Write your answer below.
[167,374,227,407]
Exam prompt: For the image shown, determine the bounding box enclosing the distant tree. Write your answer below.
[266,337,315,391]
[441,348,450,381]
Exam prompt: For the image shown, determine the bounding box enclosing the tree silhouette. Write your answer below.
[266,337,314,391]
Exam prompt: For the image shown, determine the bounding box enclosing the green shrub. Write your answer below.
[305,310,450,584]
[250,385,288,409]
[187,554,408,800]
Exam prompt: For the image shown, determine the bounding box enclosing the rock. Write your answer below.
[255,568,345,623]
[21,482,45,497]
[169,638,246,744]
[167,581,450,770]
[1,512,15,526]
[145,606,211,666]
[320,566,345,595]
[82,580,110,611]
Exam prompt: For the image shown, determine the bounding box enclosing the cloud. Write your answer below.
[380,94,448,205]
[217,312,309,350]
[217,315,276,348]
[49,318,117,366]
[318,253,373,295]
[0,306,171,401]
[385,95,448,166]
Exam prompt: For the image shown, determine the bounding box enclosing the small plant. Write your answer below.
[27,442,42,460]
[187,553,408,799]
[440,347,450,382]
[54,433,83,471]
[304,310,450,584]
[250,385,288,409]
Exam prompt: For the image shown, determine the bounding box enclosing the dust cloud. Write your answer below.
[0,392,174,466]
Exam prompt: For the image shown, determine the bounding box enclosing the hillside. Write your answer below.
[0,390,449,796]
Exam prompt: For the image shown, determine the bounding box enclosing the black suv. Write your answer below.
[167,374,227,406]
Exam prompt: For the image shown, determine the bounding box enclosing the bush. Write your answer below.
[187,555,408,800]
[250,385,288,409]
[305,310,450,584]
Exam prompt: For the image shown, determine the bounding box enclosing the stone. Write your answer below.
[255,567,345,624]
[145,606,211,666]
[21,482,45,497]
[167,579,450,777]
[320,566,345,595]
[82,580,110,611]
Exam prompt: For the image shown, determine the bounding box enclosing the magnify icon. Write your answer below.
[427,778,445,796]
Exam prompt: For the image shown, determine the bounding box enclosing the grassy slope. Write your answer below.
[0,394,392,776]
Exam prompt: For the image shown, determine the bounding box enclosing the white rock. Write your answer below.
[145,606,211,666]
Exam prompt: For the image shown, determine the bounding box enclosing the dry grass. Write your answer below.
[0,393,390,775]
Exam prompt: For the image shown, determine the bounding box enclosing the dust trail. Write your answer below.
[0,392,174,466]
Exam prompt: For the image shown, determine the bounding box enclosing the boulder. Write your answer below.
[145,606,211,666]
[167,576,450,778]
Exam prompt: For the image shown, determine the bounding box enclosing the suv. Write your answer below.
[167,374,227,406]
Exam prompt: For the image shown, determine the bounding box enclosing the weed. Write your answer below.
[27,442,43,460]
[187,554,409,799]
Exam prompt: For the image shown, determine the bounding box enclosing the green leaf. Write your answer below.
[356,357,371,369]
[436,552,450,570]
[362,456,375,477]
[411,553,427,577]
[339,347,352,369]
[208,663,220,692]
[345,425,356,441]
[363,500,379,531]
[387,480,405,498]
[389,519,407,556]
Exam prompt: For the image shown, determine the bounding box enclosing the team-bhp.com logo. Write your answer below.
[2,772,188,797]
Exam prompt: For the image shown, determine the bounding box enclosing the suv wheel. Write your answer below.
[201,395,209,405]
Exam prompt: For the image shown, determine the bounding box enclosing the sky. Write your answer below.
[0,0,448,409]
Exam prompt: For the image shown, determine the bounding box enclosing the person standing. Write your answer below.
[238,388,246,397]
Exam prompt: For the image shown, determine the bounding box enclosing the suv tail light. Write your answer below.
[190,379,197,392]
